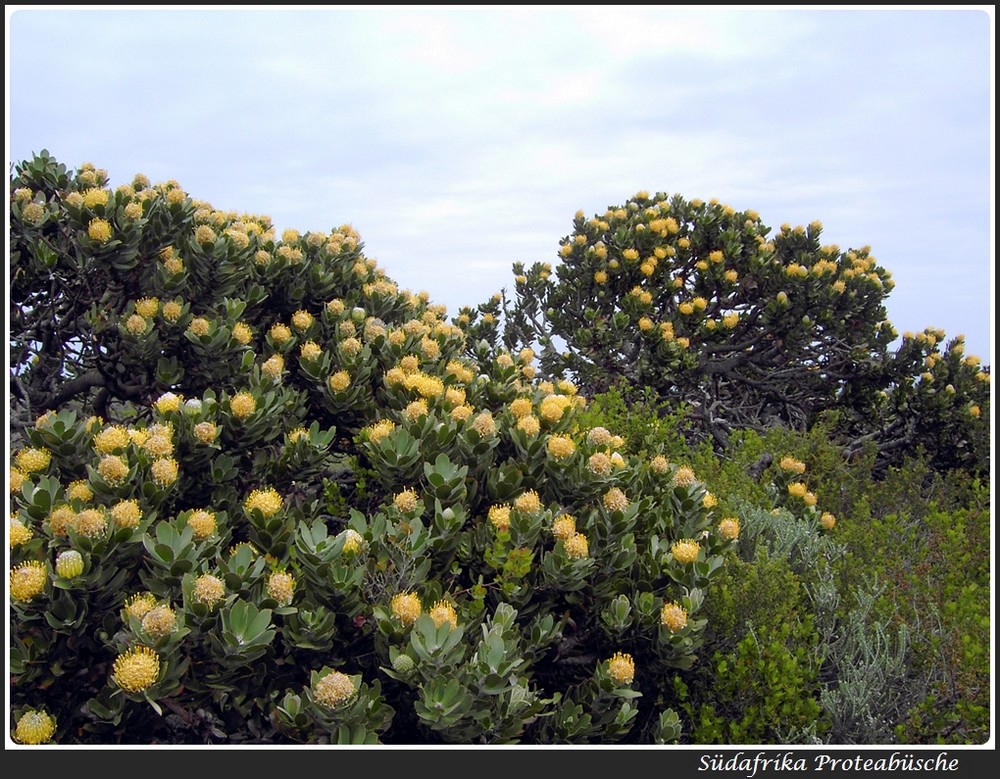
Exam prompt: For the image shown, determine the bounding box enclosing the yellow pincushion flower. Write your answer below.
[261,353,285,381]
[134,297,160,318]
[603,487,629,513]
[718,517,740,540]
[391,591,422,625]
[429,599,458,630]
[471,411,497,437]
[393,489,420,513]
[154,392,183,414]
[10,560,48,601]
[661,601,688,632]
[299,340,323,361]
[702,492,718,509]
[314,671,357,708]
[232,322,253,345]
[539,394,571,424]
[509,397,533,419]
[150,457,179,487]
[671,539,701,564]
[669,467,695,488]
[787,481,808,499]
[328,370,351,392]
[339,337,363,358]
[187,317,211,337]
[67,480,94,503]
[779,456,806,474]
[245,487,283,517]
[16,447,51,474]
[125,593,157,622]
[161,299,183,322]
[143,432,174,457]
[88,218,112,243]
[607,652,635,685]
[517,415,541,436]
[488,504,512,532]
[267,571,295,606]
[186,509,216,539]
[192,574,226,607]
[14,709,57,744]
[48,506,76,537]
[98,454,130,485]
[110,499,142,530]
[551,514,576,541]
[230,391,257,419]
[55,549,84,579]
[341,529,364,555]
[112,645,160,692]
[10,516,33,548]
[269,323,292,344]
[820,512,837,530]
[723,312,740,329]
[93,425,131,453]
[587,452,612,475]
[193,421,218,445]
[513,490,542,516]
[142,604,177,638]
[10,467,26,494]
[365,419,397,445]
[564,532,589,560]
[124,314,148,336]
[546,435,576,460]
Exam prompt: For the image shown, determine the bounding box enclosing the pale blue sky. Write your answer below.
[6,5,994,363]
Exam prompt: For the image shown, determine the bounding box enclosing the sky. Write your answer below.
[5,5,995,364]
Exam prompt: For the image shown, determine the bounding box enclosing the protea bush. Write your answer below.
[8,151,988,745]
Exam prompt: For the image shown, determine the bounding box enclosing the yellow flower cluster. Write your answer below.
[10,560,48,601]
[15,447,51,473]
[230,391,257,419]
[394,488,420,513]
[192,574,226,607]
[314,671,357,708]
[718,517,740,540]
[112,645,160,692]
[187,509,216,539]
[244,487,283,517]
[513,490,542,516]
[10,517,33,548]
[142,605,177,638]
[14,710,57,744]
[564,533,589,559]
[267,571,295,606]
[671,539,701,564]
[661,601,688,632]
[429,599,458,629]
[779,456,806,474]
[488,504,512,532]
[391,591,422,625]
[603,487,629,513]
[607,652,635,685]
[546,435,576,459]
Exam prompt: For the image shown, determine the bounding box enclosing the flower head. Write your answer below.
[328,370,351,392]
[193,421,218,444]
[112,645,160,692]
[820,512,837,531]
[88,218,112,243]
[546,435,576,460]
[150,457,179,487]
[391,591,422,625]
[98,454,130,485]
[109,499,142,530]
[393,488,420,513]
[488,504,511,532]
[429,599,458,629]
[141,604,178,638]
[718,517,740,541]
[244,487,283,517]
[229,391,257,419]
[607,652,635,685]
[93,425,131,453]
[14,710,56,744]
[603,487,629,513]
[660,601,688,632]
[314,671,357,708]
[10,560,48,601]
[15,447,51,474]
[341,529,364,555]
[670,539,701,564]
[154,392,183,414]
[55,549,85,579]
[779,456,807,475]
[551,513,576,541]
[191,574,226,607]
[267,571,295,606]
[564,532,590,560]
[186,509,216,539]
[672,466,697,487]
[232,322,253,345]
[124,592,157,620]
[513,490,542,516]
[73,508,108,538]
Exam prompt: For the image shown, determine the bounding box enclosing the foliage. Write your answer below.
[7,152,989,746]
[496,191,990,476]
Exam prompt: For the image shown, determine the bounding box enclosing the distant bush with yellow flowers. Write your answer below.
[8,152,988,746]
